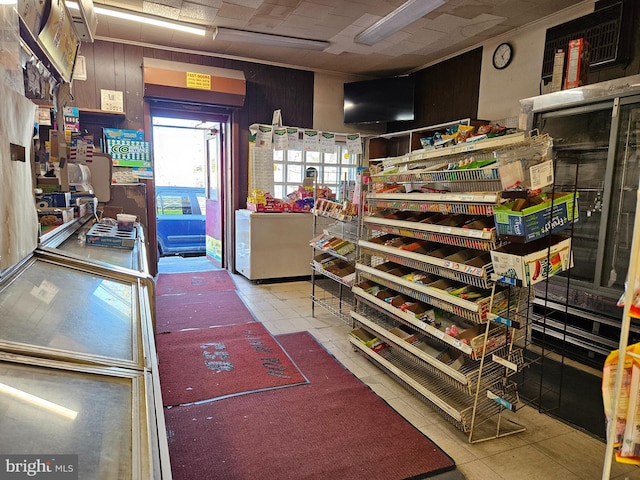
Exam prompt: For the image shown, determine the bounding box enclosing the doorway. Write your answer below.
[150,107,228,269]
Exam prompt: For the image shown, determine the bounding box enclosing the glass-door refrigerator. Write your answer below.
[520,75,640,366]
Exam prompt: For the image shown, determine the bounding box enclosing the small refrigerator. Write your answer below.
[235,209,316,280]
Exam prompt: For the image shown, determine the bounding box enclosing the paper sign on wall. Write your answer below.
[255,125,273,149]
[320,132,335,153]
[303,129,320,151]
[186,72,211,90]
[346,133,362,155]
[101,89,124,112]
[273,127,287,150]
[287,127,302,150]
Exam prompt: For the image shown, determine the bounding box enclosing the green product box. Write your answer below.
[493,192,579,243]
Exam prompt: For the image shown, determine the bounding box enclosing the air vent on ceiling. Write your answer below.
[541,1,631,80]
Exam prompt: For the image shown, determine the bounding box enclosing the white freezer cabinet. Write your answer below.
[235,209,320,280]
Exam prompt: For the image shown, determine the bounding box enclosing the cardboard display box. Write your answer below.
[493,192,578,243]
[37,207,74,226]
[349,328,387,352]
[564,38,590,90]
[490,235,572,286]
[85,223,137,249]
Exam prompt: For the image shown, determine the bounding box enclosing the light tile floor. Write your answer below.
[231,275,640,480]
[158,257,639,480]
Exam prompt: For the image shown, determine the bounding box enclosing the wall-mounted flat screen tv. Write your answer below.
[343,75,415,124]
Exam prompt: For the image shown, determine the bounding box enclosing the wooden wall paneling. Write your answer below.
[112,43,127,95]
[83,40,315,222]
[387,48,483,133]
[92,41,119,110]
[72,42,97,108]
[123,45,144,130]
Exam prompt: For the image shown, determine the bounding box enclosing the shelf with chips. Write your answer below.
[351,128,559,442]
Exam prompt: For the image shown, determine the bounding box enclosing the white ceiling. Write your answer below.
[92,0,590,76]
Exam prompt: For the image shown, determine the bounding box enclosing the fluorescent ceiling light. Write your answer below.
[214,27,329,51]
[88,4,206,36]
[355,0,445,46]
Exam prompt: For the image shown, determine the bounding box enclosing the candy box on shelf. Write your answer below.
[37,207,74,226]
[246,202,284,213]
[490,235,572,286]
[493,192,578,243]
[349,328,387,353]
[388,326,418,344]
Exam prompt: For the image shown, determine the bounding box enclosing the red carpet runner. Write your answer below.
[164,331,456,480]
[155,290,255,333]
[157,322,307,405]
[156,270,236,295]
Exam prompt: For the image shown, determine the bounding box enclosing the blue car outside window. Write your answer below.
[156,187,206,256]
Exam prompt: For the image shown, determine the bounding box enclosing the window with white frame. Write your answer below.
[273,144,358,200]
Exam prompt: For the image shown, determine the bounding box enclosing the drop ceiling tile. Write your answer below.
[459,13,506,39]
[408,28,447,46]
[323,13,361,31]
[491,0,537,17]
[149,0,182,8]
[291,1,334,18]
[225,0,263,8]
[143,2,180,19]
[95,0,144,9]
[448,2,496,20]
[180,2,219,22]
[217,2,257,20]
[425,12,471,33]
[248,17,284,29]
[351,13,382,29]
[261,0,301,8]
[186,0,223,5]
[254,3,296,20]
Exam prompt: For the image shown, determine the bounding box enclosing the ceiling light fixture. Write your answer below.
[82,3,206,36]
[213,27,329,51]
[355,0,445,46]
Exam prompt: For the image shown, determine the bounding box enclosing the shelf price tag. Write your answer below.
[416,320,430,331]
[487,390,516,411]
[492,354,518,372]
[432,329,446,340]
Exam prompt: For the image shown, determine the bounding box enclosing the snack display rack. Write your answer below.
[352,129,567,443]
[310,204,358,324]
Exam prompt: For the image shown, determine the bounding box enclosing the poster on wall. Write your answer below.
[255,125,273,149]
[320,132,336,153]
[346,133,362,155]
[287,127,302,150]
[303,129,320,151]
[273,127,287,151]
[38,0,79,82]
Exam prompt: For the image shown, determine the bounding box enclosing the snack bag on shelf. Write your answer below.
[602,344,640,456]
[619,361,640,462]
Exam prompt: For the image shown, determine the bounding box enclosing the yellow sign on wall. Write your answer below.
[186,72,212,90]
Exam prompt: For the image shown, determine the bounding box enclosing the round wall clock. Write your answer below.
[492,42,513,70]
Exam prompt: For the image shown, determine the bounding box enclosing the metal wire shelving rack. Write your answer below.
[351,131,556,443]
